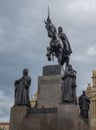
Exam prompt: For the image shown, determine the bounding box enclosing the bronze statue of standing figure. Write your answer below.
[79,90,90,119]
[14,68,31,107]
[61,64,77,104]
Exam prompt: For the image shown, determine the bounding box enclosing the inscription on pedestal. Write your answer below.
[39,78,61,84]
[29,108,57,114]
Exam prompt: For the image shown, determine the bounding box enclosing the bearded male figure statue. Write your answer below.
[61,64,77,104]
[14,68,31,107]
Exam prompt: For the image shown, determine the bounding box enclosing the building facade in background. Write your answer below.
[30,93,37,108]
[86,70,96,130]
[0,122,9,130]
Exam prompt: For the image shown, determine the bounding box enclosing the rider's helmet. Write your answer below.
[58,26,63,33]
[82,90,86,95]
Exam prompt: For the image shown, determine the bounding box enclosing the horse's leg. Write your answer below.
[66,56,70,67]
[58,48,63,64]
[60,53,64,66]
[61,65,64,73]
[46,47,51,61]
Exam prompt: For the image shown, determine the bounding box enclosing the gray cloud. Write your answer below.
[0,90,13,121]
[0,0,96,121]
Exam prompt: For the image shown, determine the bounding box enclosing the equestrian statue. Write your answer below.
[44,7,72,68]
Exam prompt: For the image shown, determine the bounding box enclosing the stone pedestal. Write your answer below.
[9,106,57,130]
[57,104,79,130]
[9,105,90,130]
[57,104,90,130]
[9,106,30,130]
[37,65,62,108]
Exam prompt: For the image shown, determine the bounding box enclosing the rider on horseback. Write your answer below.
[58,26,72,56]
[58,26,72,66]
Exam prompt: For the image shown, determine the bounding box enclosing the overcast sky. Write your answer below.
[0,0,96,122]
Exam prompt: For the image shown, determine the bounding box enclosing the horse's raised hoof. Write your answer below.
[48,57,51,61]
[46,54,49,57]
